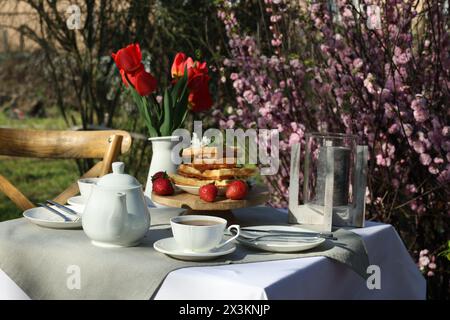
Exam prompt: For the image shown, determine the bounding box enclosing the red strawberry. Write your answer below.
[199,183,218,202]
[151,171,167,182]
[152,177,174,195]
[225,180,248,200]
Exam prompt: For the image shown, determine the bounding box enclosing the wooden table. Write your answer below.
[151,186,269,225]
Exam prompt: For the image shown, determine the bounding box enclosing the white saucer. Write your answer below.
[237,225,326,253]
[23,205,83,229]
[153,237,236,261]
[67,195,86,207]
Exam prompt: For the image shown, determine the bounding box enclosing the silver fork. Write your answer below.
[38,203,80,222]
[240,228,336,240]
[46,200,80,217]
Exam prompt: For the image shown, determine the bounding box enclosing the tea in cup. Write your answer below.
[170,215,240,252]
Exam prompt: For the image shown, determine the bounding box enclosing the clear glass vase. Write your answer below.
[303,133,357,221]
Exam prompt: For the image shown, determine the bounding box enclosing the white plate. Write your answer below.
[153,237,235,261]
[23,205,83,229]
[67,195,86,207]
[237,225,326,253]
[175,184,227,196]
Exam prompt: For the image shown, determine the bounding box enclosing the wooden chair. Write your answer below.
[0,128,132,210]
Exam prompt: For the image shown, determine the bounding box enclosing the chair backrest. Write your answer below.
[0,128,133,210]
[0,128,132,159]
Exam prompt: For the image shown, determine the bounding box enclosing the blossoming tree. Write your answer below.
[216,0,449,297]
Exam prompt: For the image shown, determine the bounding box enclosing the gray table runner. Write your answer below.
[0,207,369,300]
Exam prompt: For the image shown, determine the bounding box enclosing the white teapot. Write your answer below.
[82,162,150,247]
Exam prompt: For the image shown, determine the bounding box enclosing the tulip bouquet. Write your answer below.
[112,44,213,137]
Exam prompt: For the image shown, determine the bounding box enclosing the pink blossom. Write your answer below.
[437,169,450,183]
[393,47,411,65]
[388,123,399,134]
[411,97,429,122]
[403,124,414,137]
[413,108,429,123]
[243,90,254,104]
[406,184,417,194]
[420,153,432,166]
[353,58,363,70]
[419,256,430,268]
[363,73,376,94]
[259,107,269,117]
[412,141,425,154]
[271,38,282,47]
[342,8,352,18]
[428,165,439,175]
[376,154,386,166]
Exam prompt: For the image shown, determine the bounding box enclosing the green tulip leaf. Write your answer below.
[160,88,173,137]
[172,68,189,131]
[129,87,158,137]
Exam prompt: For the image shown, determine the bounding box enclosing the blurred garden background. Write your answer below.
[0,0,448,299]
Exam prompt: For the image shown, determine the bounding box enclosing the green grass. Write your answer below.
[0,111,70,130]
[0,158,78,221]
[0,113,78,222]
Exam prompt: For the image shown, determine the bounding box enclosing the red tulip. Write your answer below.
[127,69,157,96]
[119,69,128,87]
[111,43,142,74]
[112,44,158,96]
[119,63,144,87]
[188,71,212,112]
[171,52,212,111]
[188,71,210,92]
[188,85,213,112]
[171,52,194,78]
[188,61,208,79]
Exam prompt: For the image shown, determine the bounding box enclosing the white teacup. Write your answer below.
[170,215,240,253]
[77,178,99,200]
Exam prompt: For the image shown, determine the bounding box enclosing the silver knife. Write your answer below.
[38,203,73,222]
[46,200,79,216]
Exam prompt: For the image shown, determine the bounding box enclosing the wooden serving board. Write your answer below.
[151,186,269,211]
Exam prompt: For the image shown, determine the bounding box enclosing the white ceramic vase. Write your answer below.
[144,136,180,207]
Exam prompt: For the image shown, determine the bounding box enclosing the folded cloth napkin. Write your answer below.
[0,206,369,299]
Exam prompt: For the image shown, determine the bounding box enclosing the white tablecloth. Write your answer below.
[0,211,426,300]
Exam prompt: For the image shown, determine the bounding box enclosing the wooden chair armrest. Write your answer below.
[0,174,35,211]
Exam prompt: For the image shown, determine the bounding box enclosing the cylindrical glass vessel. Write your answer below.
[303,133,357,214]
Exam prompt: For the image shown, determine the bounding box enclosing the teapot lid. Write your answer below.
[97,162,141,189]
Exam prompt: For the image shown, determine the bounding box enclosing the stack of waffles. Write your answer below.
[169,146,257,188]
